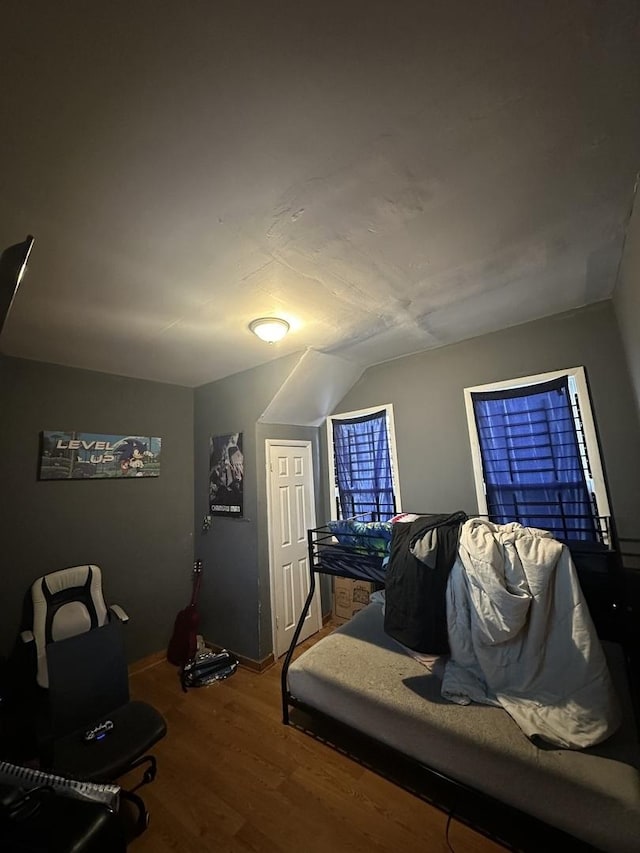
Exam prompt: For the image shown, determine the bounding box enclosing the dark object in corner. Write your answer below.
[181,650,238,692]
[168,560,203,666]
[0,781,126,852]
[0,235,34,337]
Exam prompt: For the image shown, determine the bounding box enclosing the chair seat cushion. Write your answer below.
[51,701,167,782]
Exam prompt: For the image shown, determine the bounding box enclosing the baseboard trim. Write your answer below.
[322,611,332,626]
[205,640,275,673]
[129,649,167,676]
[129,644,277,676]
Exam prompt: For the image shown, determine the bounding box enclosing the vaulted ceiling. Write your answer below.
[1,1,638,387]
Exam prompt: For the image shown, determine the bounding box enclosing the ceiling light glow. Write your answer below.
[249,317,290,343]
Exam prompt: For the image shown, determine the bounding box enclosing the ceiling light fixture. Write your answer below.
[249,317,290,343]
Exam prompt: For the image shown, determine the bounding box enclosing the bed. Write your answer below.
[281,515,640,853]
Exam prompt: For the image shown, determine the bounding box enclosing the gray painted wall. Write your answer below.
[333,301,640,540]
[613,197,640,420]
[193,352,302,661]
[0,355,194,662]
[4,300,636,667]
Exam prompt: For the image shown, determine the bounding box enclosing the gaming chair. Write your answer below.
[17,565,167,831]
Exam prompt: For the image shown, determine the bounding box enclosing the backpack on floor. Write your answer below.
[180,649,238,692]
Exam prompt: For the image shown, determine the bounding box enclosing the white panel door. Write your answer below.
[267,441,321,657]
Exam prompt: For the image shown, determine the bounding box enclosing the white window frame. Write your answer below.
[464,366,610,522]
[326,403,402,521]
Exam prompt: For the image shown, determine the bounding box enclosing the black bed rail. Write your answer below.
[283,512,629,722]
[280,528,319,724]
[483,504,612,546]
[282,517,391,723]
[307,517,390,582]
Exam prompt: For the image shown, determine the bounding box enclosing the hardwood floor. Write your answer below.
[126,627,507,853]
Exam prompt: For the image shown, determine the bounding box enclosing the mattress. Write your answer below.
[287,602,640,853]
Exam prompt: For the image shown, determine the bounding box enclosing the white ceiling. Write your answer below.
[1,1,638,388]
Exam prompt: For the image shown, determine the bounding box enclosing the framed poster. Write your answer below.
[39,432,161,480]
[209,432,244,517]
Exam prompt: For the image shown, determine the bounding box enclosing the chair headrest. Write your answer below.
[30,565,109,688]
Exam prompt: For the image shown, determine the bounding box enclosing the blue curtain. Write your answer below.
[332,410,395,521]
[472,376,597,541]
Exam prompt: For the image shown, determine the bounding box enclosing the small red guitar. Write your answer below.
[167,560,203,666]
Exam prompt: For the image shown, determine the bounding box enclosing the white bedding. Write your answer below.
[441,518,621,748]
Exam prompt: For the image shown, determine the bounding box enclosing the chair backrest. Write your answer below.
[30,565,109,688]
[46,619,130,736]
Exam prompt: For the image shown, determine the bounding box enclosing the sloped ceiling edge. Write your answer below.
[258,348,365,427]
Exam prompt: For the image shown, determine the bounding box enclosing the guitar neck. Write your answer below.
[190,560,203,606]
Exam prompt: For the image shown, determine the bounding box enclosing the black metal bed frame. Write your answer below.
[280,512,637,853]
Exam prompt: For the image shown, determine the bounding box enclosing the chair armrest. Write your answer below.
[109,605,129,624]
[20,630,34,644]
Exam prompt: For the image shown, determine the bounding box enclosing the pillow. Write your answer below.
[390,512,421,523]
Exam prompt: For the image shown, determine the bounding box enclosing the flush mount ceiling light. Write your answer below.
[249,317,290,343]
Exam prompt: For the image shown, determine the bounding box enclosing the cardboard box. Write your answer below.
[333,577,374,621]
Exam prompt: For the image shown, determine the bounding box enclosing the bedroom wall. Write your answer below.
[331,301,640,540]
[0,354,194,662]
[193,352,302,662]
[613,195,640,420]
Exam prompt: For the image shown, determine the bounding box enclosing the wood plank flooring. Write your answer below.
[126,627,507,853]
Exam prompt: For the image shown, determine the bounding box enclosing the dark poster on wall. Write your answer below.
[209,432,244,517]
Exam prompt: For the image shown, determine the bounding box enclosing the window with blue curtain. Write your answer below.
[471,376,597,541]
[332,410,396,521]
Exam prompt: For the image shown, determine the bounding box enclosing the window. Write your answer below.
[327,405,402,521]
[464,367,610,543]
